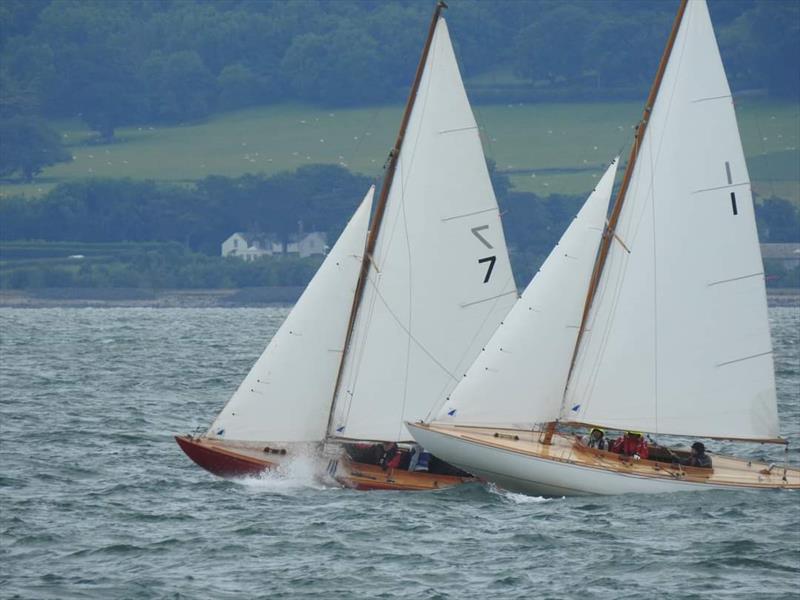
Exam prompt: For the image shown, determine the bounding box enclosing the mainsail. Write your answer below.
[563,0,779,441]
[436,159,618,428]
[330,17,518,442]
[208,188,374,442]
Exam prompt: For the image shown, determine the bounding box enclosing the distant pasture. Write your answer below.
[2,99,797,203]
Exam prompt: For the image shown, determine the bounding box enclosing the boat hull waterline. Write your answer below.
[406,423,800,496]
[175,436,471,491]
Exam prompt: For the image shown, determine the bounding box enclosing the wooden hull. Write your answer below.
[175,435,472,491]
[175,435,280,477]
[335,459,471,491]
[407,422,800,496]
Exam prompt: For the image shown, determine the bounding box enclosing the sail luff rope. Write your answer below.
[557,0,690,425]
[325,1,449,440]
[575,18,692,431]
[394,16,439,441]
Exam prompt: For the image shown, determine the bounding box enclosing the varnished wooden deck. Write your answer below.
[337,460,471,491]
[422,424,800,490]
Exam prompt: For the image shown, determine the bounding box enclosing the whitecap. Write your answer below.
[486,483,560,504]
[236,449,331,494]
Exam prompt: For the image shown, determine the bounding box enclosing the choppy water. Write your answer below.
[1,307,798,599]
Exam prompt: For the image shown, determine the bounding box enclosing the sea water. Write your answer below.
[1,307,798,599]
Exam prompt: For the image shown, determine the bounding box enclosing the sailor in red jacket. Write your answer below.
[378,442,402,470]
[611,431,649,460]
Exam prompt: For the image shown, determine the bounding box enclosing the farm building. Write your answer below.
[222,231,327,261]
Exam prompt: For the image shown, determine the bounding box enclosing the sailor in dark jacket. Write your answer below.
[683,441,712,468]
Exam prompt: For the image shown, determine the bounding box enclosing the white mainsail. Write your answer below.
[330,18,518,442]
[436,159,618,428]
[563,0,779,440]
[208,187,375,442]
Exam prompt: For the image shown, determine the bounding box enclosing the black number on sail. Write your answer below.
[478,256,496,283]
[471,225,494,249]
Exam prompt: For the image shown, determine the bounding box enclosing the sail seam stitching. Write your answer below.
[459,289,517,308]
[707,272,763,287]
[648,5,691,435]
[438,125,478,135]
[399,135,414,441]
[441,207,498,222]
[716,350,773,368]
[692,181,749,194]
[691,94,731,103]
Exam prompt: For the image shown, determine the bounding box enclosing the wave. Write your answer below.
[486,483,561,504]
[234,450,332,494]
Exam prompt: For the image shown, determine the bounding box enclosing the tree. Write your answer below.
[280,24,388,105]
[729,2,800,98]
[217,63,264,111]
[756,198,800,243]
[0,116,70,181]
[513,4,594,83]
[141,50,215,121]
[32,0,143,137]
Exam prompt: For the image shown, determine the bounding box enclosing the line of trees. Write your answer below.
[0,165,373,255]
[2,164,798,289]
[0,247,323,290]
[1,0,797,142]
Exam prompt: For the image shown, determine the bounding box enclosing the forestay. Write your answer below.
[330,18,517,442]
[436,160,618,428]
[563,0,779,440]
[208,188,374,442]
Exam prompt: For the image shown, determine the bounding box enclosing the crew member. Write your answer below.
[682,441,712,468]
[378,442,402,470]
[611,431,649,459]
[584,428,608,450]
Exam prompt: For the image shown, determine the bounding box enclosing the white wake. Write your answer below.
[236,447,333,493]
[486,483,560,504]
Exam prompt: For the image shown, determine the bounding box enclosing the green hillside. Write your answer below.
[1,98,797,202]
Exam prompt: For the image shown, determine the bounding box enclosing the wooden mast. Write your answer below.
[550,0,689,440]
[325,1,448,438]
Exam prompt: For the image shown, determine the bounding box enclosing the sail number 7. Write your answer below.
[471,225,496,283]
[478,256,496,283]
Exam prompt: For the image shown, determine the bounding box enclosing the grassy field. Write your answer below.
[2,97,798,202]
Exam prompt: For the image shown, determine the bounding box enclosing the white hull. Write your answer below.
[407,423,799,496]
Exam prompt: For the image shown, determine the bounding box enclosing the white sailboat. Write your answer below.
[407,0,800,495]
[176,188,374,477]
[177,2,519,490]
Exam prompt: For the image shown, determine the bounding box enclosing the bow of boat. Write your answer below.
[175,435,281,478]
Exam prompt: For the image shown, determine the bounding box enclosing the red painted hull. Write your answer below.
[175,435,276,478]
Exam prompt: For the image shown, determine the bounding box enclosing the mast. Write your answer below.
[325,1,448,438]
[563,0,689,391]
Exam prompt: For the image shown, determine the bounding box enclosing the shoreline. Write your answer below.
[0,287,304,308]
[1,286,798,308]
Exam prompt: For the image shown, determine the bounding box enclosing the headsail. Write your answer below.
[208,187,375,442]
[330,17,517,442]
[437,159,618,428]
[564,0,779,441]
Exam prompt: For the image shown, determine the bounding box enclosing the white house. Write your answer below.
[286,231,327,257]
[222,231,328,260]
[221,233,282,262]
